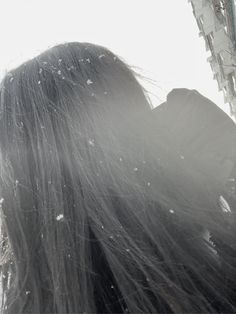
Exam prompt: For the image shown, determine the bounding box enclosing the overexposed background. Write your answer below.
[0,0,230,114]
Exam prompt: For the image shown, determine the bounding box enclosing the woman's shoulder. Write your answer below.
[152,88,235,126]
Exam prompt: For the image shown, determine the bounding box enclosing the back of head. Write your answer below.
[0,42,236,314]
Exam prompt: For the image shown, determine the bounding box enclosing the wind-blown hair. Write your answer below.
[0,42,236,313]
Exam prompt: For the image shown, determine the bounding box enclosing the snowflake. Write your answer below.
[56,214,64,221]
[86,79,93,85]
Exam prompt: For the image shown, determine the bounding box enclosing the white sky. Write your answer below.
[0,0,230,115]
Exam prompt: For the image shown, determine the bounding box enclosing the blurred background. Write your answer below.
[0,0,230,114]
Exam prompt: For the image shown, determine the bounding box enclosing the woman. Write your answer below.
[0,42,235,314]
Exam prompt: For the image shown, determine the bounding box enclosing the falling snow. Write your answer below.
[87,79,93,85]
[56,214,64,221]
[88,139,95,146]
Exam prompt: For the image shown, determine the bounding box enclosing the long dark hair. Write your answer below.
[0,42,236,313]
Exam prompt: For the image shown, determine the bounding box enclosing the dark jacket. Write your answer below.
[152,88,236,196]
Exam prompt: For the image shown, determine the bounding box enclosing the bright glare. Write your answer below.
[0,0,230,115]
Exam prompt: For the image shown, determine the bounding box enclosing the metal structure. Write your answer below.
[188,0,236,118]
